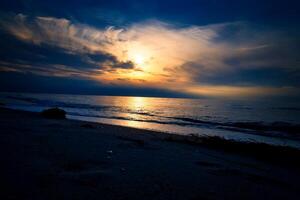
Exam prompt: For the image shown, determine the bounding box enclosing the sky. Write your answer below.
[0,0,299,99]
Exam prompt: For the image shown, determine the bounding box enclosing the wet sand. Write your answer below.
[0,107,299,199]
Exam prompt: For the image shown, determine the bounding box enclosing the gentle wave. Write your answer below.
[173,117,300,134]
[68,111,300,140]
[7,94,300,140]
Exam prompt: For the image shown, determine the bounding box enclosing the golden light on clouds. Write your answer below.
[98,22,217,86]
[1,14,299,98]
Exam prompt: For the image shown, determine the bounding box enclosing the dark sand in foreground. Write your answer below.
[0,108,300,199]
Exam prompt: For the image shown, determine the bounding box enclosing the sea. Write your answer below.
[1,92,300,148]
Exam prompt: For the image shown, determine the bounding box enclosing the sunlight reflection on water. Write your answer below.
[1,92,300,148]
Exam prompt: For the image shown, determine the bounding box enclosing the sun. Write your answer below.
[133,54,145,65]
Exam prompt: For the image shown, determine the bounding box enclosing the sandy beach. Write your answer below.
[0,107,300,200]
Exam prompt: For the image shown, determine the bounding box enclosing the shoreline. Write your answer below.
[4,107,300,164]
[5,100,300,148]
[2,107,300,166]
[1,107,300,199]
[67,113,300,149]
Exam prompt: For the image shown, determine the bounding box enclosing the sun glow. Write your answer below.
[133,54,145,65]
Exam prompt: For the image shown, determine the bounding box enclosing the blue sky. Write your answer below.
[0,0,299,98]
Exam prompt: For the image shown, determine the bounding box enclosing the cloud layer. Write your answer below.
[0,13,299,97]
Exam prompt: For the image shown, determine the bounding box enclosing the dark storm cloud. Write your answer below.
[0,15,135,77]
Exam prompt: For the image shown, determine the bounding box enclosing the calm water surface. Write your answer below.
[1,92,300,148]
